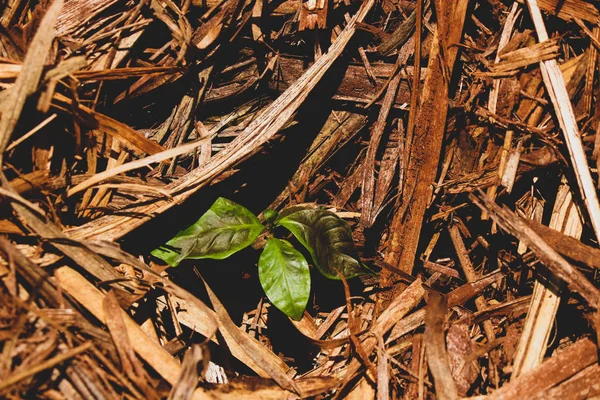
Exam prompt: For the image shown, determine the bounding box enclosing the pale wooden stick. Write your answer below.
[526,0,600,240]
[512,179,583,377]
[66,137,210,197]
[6,114,57,151]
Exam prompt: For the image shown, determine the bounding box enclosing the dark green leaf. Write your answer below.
[151,197,264,266]
[275,204,314,220]
[258,238,310,320]
[276,208,368,279]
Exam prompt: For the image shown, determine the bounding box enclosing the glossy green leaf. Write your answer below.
[258,238,310,320]
[151,197,264,266]
[276,208,368,279]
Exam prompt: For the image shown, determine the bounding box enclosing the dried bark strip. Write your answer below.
[169,346,205,400]
[425,291,458,400]
[488,39,560,75]
[361,56,403,227]
[517,0,600,22]
[266,58,421,106]
[446,323,479,396]
[340,274,379,383]
[202,279,300,395]
[343,279,426,381]
[269,112,366,211]
[104,291,158,399]
[372,124,403,222]
[528,363,600,400]
[0,236,64,306]
[404,334,423,399]
[376,334,390,400]
[387,270,502,342]
[6,195,128,290]
[377,8,416,56]
[201,377,340,399]
[383,0,469,277]
[524,217,600,269]
[484,338,597,400]
[470,192,600,310]
[448,224,496,343]
[513,182,583,377]
[52,93,166,156]
[454,296,531,326]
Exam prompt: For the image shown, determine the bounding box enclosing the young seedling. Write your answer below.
[152,197,372,320]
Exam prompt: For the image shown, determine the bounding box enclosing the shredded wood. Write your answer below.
[2,0,600,398]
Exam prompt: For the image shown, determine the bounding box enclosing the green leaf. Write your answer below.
[263,209,278,224]
[276,208,368,279]
[258,238,310,320]
[151,197,264,266]
[151,245,181,267]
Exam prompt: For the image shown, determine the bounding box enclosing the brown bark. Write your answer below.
[382,0,470,283]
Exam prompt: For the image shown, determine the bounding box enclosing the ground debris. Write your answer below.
[1,0,600,398]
